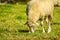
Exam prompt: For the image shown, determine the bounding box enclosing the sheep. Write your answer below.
[54,0,60,7]
[26,0,54,33]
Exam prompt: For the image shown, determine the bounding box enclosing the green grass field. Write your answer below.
[0,3,60,40]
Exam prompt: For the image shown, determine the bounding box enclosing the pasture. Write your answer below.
[0,3,60,40]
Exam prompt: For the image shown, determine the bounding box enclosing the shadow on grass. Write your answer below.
[51,22,60,25]
[18,29,29,33]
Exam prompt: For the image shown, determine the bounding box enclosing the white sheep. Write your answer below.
[26,0,54,33]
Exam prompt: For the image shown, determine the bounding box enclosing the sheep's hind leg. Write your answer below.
[46,17,51,33]
[48,21,51,33]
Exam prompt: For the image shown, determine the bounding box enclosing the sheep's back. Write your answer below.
[26,0,54,22]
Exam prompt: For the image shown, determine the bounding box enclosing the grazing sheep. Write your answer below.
[26,0,54,33]
[54,0,60,7]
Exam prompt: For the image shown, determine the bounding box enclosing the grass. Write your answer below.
[0,3,60,40]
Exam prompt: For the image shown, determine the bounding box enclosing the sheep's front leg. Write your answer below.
[46,18,51,33]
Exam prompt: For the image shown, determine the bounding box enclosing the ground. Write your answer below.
[0,3,60,40]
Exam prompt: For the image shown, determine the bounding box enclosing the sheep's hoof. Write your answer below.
[42,31,45,33]
[48,27,51,33]
[42,28,45,33]
[48,30,51,33]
